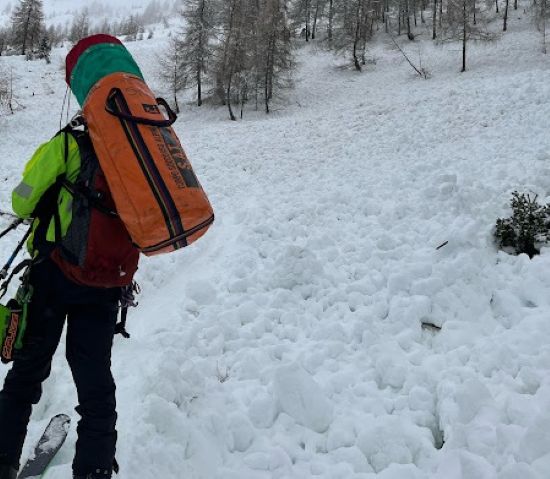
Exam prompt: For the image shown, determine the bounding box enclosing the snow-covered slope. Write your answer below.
[1,16,550,479]
[0,0,178,27]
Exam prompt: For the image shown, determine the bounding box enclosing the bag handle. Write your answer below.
[105,88,177,127]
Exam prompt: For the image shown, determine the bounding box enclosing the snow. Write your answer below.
[1,10,550,479]
[0,0,178,28]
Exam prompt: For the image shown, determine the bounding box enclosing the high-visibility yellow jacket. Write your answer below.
[12,133,82,251]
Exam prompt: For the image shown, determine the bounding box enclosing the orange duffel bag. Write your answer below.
[66,35,214,255]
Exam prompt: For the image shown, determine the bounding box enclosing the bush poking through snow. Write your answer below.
[495,191,550,258]
[0,70,13,114]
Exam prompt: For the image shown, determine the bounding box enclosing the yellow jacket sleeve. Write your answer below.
[12,134,73,219]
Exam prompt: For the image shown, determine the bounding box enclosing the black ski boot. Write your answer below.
[0,464,17,479]
[73,469,111,479]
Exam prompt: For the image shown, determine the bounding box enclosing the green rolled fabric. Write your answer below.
[70,43,144,106]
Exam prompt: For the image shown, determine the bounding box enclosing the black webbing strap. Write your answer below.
[115,307,130,339]
[116,282,140,339]
[113,457,120,475]
[61,179,118,218]
[0,258,32,301]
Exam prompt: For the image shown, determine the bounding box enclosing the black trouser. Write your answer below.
[0,258,120,475]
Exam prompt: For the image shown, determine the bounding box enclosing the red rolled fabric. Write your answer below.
[65,34,122,85]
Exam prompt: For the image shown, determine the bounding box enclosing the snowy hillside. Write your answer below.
[0,0,178,27]
[2,13,550,479]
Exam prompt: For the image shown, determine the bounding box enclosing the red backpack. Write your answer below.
[48,125,139,288]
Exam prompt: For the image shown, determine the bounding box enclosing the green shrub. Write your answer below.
[495,191,550,258]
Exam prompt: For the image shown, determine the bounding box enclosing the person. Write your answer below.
[0,72,138,479]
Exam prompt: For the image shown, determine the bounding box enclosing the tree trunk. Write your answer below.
[495,0,499,13]
[353,4,362,71]
[22,3,34,56]
[305,0,311,41]
[312,0,321,39]
[462,0,467,72]
[265,70,270,114]
[197,0,205,106]
[225,0,237,120]
[433,0,437,38]
[353,37,362,71]
[8,68,13,115]
[503,0,509,30]
[543,0,547,53]
[197,68,202,106]
[227,74,236,121]
[398,0,403,34]
[328,0,334,42]
[406,0,412,37]
[173,62,180,114]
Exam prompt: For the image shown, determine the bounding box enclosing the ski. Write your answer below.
[17,414,71,479]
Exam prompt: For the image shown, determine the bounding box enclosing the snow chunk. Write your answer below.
[356,416,434,473]
[518,416,550,463]
[435,450,497,479]
[243,447,292,473]
[185,279,218,306]
[377,463,428,479]
[273,365,334,433]
[455,379,494,424]
[248,392,278,429]
[228,413,255,452]
[499,463,538,479]
[331,446,374,474]
[268,245,325,290]
[327,417,357,451]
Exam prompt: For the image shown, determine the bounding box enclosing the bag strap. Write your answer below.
[31,128,71,253]
[61,179,118,218]
[0,257,32,301]
[115,307,130,339]
[56,125,120,219]
[116,281,140,339]
[105,88,177,127]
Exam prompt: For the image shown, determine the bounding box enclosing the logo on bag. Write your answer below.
[2,312,20,361]
[143,104,160,114]
[150,127,199,189]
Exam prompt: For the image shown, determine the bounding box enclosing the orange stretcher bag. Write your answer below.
[66,35,214,255]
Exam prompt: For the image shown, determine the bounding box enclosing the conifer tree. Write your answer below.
[311,0,326,39]
[143,0,163,25]
[178,0,219,106]
[330,0,373,71]
[536,0,548,53]
[0,28,8,56]
[68,10,90,44]
[97,18,113,36]
[215,0,247,119]
[291,0,313,40]
[256,0,293,113]
[10,0,45,56]
[443,0,494,71]
[37,32,51,63]
[121,15,142,41]
[158,35,187,113]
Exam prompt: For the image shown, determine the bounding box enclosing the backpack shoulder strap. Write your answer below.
[32,119,85,253]
[61,130,119,218]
